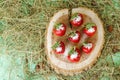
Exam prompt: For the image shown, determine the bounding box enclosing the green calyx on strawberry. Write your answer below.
[52,41,65,54]
[85,23,95,29]
[81,42,93,54]
[55,23,62,29]
[83,23,97,37]
[68,47,76,55]
[52,41,60,50]
[53,23,66,36]
[69,31,76,37]
[71,13,79,20]
[70,13,83,27]
[67,47,81,62]
[68,31,81,43]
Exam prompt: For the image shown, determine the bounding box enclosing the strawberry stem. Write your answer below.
[69,31,76,37]
[54,23,62,29]
[69,47,76,55]
[52,41,60,50]
[71,13,79,20]
[85,23,95,29]
[83,42,87,46]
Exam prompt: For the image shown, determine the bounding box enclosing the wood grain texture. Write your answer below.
[45,7,104,76]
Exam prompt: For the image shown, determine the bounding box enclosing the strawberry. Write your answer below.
[70,13,83,27]
[81,42,93,54]
[68,31,81,43]
[67,47,81,62]
[83,23,97,36]
[53,23,66,36]
[52,41,65,54]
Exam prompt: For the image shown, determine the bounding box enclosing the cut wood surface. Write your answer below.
[46,7,104,76]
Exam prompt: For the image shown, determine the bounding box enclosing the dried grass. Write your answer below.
[0,0,120,80]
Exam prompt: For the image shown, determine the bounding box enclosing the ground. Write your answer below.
[0,0,120,80]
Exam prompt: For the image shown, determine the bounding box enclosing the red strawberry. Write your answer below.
[68,31,81,43]
[67,47,81,62]
[70,13,83,27]
[83,23,97,36]
[52,41,65,54]
[53,23,66,36]
[82,42,93,54]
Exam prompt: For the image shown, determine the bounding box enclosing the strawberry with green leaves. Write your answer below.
[70,13,83,27]
[53,23,66,36]
[68,31,81,43]
[67,47,81,62]
[52,41,65,54]
[83,23,97,36]
[81,42,93,54]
